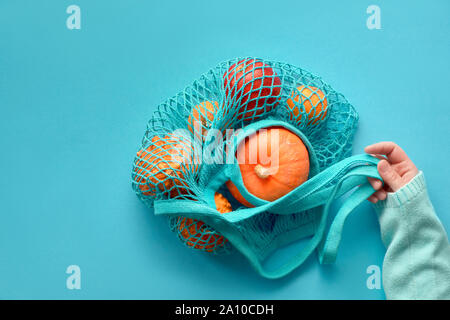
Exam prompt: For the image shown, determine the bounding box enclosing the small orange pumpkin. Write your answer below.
[286,85,328,125]
[133,133,196,198]
[226,126,310,207]
[177,192,232,252]
[187,101,219,140]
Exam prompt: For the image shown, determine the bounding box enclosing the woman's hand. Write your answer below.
[365,142,419,204]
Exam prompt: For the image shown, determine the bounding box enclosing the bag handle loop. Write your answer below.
[254,163,381,278]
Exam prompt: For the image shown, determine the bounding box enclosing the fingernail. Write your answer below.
[378,161,389,173]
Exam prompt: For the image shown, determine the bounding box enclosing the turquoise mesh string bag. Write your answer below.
[131,57,383,279]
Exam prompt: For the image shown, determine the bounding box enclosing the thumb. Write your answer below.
[377,160,403,192]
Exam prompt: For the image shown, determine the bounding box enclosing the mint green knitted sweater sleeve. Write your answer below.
[373,171,450,300]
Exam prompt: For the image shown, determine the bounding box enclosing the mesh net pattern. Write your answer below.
[169,216,230,254]
[131,57,358,255]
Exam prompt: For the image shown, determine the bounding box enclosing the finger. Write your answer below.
[368,195,378,203]
[365,142,409,163]
[368,177,382,190]
[370,154,387,161]
[378,160,404,191]
[373,189,387,201]
[372,190,383,201]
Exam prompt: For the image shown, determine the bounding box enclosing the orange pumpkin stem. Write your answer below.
[254,164,271,179]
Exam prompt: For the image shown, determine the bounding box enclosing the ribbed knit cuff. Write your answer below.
[373,171,426,209]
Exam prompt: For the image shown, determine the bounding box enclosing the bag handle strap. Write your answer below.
[253,164,381,279]
[318,181,376,264]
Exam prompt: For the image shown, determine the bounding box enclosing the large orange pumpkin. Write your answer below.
[133,133,196,198]
[226,126,310,207]
[187,101,218,140]
[177,192,232,252]
[286,85,328,125]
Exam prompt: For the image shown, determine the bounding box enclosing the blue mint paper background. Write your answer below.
[0,0,449,299]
